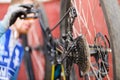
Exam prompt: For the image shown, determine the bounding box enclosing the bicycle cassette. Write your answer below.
[73,35,90,75]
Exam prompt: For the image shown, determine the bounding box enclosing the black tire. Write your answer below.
[37,3,52,80]
[60,0,120,79]
[100,0,120,80]
[22,35,35,80]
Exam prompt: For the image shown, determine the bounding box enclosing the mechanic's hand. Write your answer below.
[1,4,33,29]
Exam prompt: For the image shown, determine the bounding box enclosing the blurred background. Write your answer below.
[0,0,60,80]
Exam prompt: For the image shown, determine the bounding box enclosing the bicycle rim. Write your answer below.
[60,0,114,79]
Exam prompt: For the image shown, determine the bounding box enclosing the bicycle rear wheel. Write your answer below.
[60,0,120,79]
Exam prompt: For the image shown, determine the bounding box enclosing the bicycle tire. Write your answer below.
[22,34,35,80]
[60,0,120,79]
[37,3,52,80]
[100,0,120,79]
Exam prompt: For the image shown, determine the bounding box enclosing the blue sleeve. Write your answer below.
[0,21,7,37]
